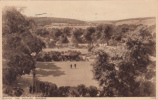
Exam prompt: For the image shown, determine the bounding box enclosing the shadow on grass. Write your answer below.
[10,76,33,92]
[36,62,65,77]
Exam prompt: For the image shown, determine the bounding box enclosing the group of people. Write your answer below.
[70,64,77,69]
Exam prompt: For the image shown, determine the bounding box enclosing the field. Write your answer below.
[40,47,99,87]
[37,47,97,88]
[8,48,99,97]
[35,61,99,88]
[9,61,99,96]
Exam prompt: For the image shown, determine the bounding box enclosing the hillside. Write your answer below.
[31,17,156,29]
[31,17,88,27]
[90,17,156,26]
[33,16,156,47]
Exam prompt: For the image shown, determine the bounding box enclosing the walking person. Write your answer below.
[74,64,76,68]
[33,85,35,93]
[29,85,32,93]
[70,64,72,69]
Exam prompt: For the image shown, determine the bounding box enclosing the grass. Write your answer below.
[7,61,99,97]
[35,48,98,87]
[35,61,99,88]
[5,47,99,97]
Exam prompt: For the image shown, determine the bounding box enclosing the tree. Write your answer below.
[50,28,62,38]
[92,25,156,97]
[62,27,71,37]
[71,28,84,43]
[2,6,45,85]
[99,24,114,45]
[84,27,95,44]
[60,35,69,43]
[92,50,118,97]
[91,31,102,43]
[35,28,49,37]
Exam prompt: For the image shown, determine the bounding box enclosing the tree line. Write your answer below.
[35,22,155,49]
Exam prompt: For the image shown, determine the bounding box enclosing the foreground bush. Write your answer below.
[3,85,24,97]
[34,81,99,97]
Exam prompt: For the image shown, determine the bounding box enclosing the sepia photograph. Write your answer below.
[1,0,157,97]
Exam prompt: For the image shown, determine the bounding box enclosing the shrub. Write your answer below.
[88,86,98,97]
[3,86,24,97]
[58,86,71,97]
[77,84,88,97]
[48,84,58,97]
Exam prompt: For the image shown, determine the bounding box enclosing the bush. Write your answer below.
[3,86,24,97]
[77,84,88,97]
[12,87,24,97]
[69,90,80,97]
[88,86,98,97]
[58,86,71,97]
[30,80,101,97]
[3,86,13,96]
[48,84,58,97]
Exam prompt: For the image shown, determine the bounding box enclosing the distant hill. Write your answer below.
[31,17,88,26]
[31,17,156,28]
[90,17,156,26]
[33,16,156,47]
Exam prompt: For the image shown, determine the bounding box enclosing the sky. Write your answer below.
[1,0,157,21]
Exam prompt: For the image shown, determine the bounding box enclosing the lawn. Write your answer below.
[35,61,99,88]
[8,48,99,97]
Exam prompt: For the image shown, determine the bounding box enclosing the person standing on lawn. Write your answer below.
[33,85,35,93]
[29,85,32,93]
[74,64,76,68]
[70,64,72,69]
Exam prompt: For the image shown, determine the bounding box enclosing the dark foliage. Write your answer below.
[92,26,156,97]
[2,7,45,85]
